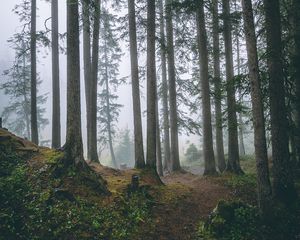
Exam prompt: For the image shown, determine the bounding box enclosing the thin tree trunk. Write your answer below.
[128,0,145,169]
[159,0,171,172]
[235,14,246,156]
[263,0,297,203]
[146,0,157,168]
[31,0,38,145]
[156,99,163,176]
[104,40,117,169]
[65,0,85,167]
[196,0,217,175]
[89,0,100,162]
[51,0,61,149]
[212,0,226,172]
[241,0,272,216]
[82,0,92,159]
[222,0,242,174]
[166,0,180,171]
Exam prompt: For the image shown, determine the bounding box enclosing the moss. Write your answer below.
[196,200,262,240]
[44,149,64,165]
[196,199,300,240]
[213,173,257,204]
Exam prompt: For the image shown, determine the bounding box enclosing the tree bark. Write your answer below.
[241,0,272,215]
[196,0,217,175]
[263,0,297,203]
[31,0,38,145]
[159,0,171,172]
[51,0,61,149]
[166,0,180,171]
[212,0,226,172]
[65,0,85,167]
[222,0,242,174]
[82,0,92,159]
[146,0,157,168]
[89,0,100,162]
[156,99,163,176]
[235,16,246,156]
[128,0,145,169]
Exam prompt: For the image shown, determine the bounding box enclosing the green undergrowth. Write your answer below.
[196,200,300,240]
[213,173,257,204]
[0,145,154,239]
[240,154,257,174]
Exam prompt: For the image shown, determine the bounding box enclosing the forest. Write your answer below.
[0,0,300,239]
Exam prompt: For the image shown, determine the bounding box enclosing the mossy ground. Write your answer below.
[1,129,299,239]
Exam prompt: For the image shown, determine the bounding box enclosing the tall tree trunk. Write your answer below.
[128,0,145,169]
[156,99,163,176]
[292,0,300,168]
[241,0,272,216]
[159,0,171,172]
[146,0,157,168]
[166,0,180,171]
[82,0,92,159]
[196,0,217,175]
[263,0,297,203]
[89,0,100,162]
[222,0,242,174]
[235,14,246,156]
[104,40,117,169]
[65,0,85,167]
[158,0,170,172]
[212,0,226,172]
[51,0,61,149]
[31,0,38,145]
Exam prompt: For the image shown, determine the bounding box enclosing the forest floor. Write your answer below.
[3,128,299,240]
[90,162,255,240]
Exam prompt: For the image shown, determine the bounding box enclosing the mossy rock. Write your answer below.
[197,200,261,240]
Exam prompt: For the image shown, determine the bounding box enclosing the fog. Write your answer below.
[0,1,254,163]
[0,1,136,154]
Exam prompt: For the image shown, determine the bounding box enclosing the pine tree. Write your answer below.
[158,0,171,172]
[212,0,226,172]
[64,0,85,167]
[196,0,217,175]
[146,0,157,169]
[51,0,61,149]
[166,0,181,171]
[241,0,272,215]
[263,0,297,203]
[128,0,146,169]
[222,0,243,174]
[98,8,124,169]
[1,38,48,140]
[30,0,38,144]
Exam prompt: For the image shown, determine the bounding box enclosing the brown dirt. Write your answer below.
[90,162,234,240]
[146,172,233,240]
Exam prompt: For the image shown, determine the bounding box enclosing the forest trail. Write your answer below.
[90,162,233,240]
[149,173,232,240]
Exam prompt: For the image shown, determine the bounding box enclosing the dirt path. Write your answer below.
[89,163,233,240]
[144,172,232,240]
